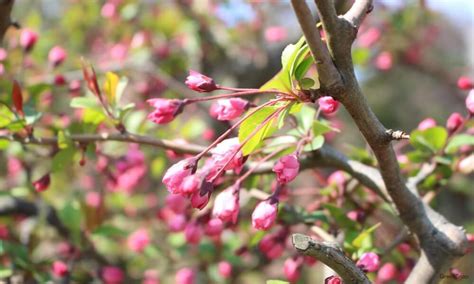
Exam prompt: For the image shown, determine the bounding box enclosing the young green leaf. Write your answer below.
[238,106,280,155]
[103,72,119,107]
[352,223,381,249]
[410,127,448,153]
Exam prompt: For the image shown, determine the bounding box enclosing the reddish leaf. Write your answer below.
[81,60,102,98]
[12,80,24,116]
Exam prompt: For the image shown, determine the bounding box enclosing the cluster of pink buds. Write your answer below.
[258,228,289,259]
[356,252,380,273]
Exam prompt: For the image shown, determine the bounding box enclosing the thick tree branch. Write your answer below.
[292,1,468,283]
[290,0,342,89]
[292,234,370,284]
[0,0,14,43]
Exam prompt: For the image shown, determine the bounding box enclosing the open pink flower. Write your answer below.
[318,96,339,115]
[162,159,195,194]
[210,138,245,174]
[457,76,473,90]
[52,261,68,277]
[213,98,248,121]
[147,98,183,124]
[213,187,239,224]
[20,28,38,52]
[251,200,278,230]
[48,46,67,67]
[273,155,299,184]
[185,70,218,92]
[102,266,124,284]
[356,252,380,272]
[33,174,51,192]
[127,228,150,253]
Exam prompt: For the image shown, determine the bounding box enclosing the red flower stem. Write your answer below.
[185,90,292,104]
[194,98,286,161]
[235,147,285,186]
[209,104,289,181]
[217,86,258,92]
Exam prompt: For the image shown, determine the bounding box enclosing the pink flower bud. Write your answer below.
[397,243,411,254]
[176,268,195,284]
[127,228,150,253]
[143,269,160,284]
[324,275,342,284]
[346,210,365,223]
[167,214,186,232]
[52,261,68,277]
[180,175,201,195]
[184,222,202,244]
[356,252,380,272]
[377,263,398,282]
[251,200,278,230]
[358,27,381,48]
[328,170,345,187]
[20,29,38,52]
[54,74,67,86]
[85,192,102,208]
[0,48,7,61]
[417,118,437,130]
[102,267,124,284]
[48,46,67,67]
[457,76,473,90]
[450,268,464,280]
[0,225,9,240]
[458,154,474,174]
[190,191,211,210]
[212,187,239,224]
[101,3,117,19]
[205,218,224,236]
[446,112,464,132]
[33,174,50,192]
[318,96,339,115]
[162,159,194,194]
[466,89,474,114]
[264,26,288,43]
[284,257,302,283]
[213,98,248,121]
[218,261,232,278]
[185,70,218,92]
[273,155,299,184]
[146,98,183,124]
[375,51,393,71]
[210,138,245,174]
[259,234,284,259]
[166,194,188,213]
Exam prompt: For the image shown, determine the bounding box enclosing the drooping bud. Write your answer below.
[284,257,302,283]
[101,266,124,284]
[210,138,245,174]
[185,70,218,92]
[48,46,67,67]
[218,261,232,278]
[457,76,473,90]
[446,112,464,133]
[377,263,398,282]
[375,51,393,71]
[356,252,380,272]
[318,96,339,115]
[251,200,278,230]
[52,261,68,277]
[33,174,51,192]
[212,186,239,224]
[324,275,342,284]
[175,267,195,284]
[127,228,150,253]
[213,98,248,121]
[162,159,195,194]
[20,29,38,52]
[205,218,224,236]
[273,155,299,184]
[184,222,202,245]
[146,99,184,124]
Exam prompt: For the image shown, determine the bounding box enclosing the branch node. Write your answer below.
[386,129,410,140]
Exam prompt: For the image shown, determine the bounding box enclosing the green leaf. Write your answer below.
[238,106,280,155]
[410,127,448,153]
[277,104,292,129]
[70,96,101,110]
[294,56,313,81]
[353,48,371,65]
[92,225,127,238]
[82,108,106,125]
[260,71,291,92]
[299,78,315,89]
[57,130,72,149]
[52,147,76,173]
[103,72,119,107]
[352,223,381,249]
[267,280,289,284]
[313,120,333,136]
[294,104,316,132]
[58,200,82,244]
[445,134,474,154]
[323,204,357,229]
[0,267,13,278]
[303,135,324,152]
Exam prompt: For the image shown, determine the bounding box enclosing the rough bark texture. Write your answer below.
[0,0,14,42]
[291,1,468,283]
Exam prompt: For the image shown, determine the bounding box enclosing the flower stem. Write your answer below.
[185,89,292,104]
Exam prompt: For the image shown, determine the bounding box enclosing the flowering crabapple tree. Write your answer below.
[0,0,473,283]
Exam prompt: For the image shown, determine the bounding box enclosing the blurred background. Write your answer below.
[0,0,473,283]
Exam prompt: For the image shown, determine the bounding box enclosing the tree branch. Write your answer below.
[342,0,374,29]
[292,234,370,284]
[0,0,14,43]
[290,0,342,89]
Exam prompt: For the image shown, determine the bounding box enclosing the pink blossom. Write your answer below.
[418,118,437,130]
[52,261,68,277]
[102,266,124,284]
[54,74,67,86]
[190,190,211,210]
[212,187,239,223]
[166,194,188,213]
[466,89,474,114]
[184,222,202,244]
[205,218,224,236]
[48,46,67,67]
[358,27,381,48]
[7,157,22,177]
[346,210,365,223]
[397,243,411,254]
[251,200,278,230]
[162,159,194,194]
[213,98,248,121]
[328,170,345,187]
[377,263,398,282]
[284,257,302,283]
[218,261,232,278]
[457,76,473,90]
[101,2,117,18]
[185,70,218,92]
[318,96,340,115]
[0,48,7,61]
[273,154,299,184]
[20,28,38,52]
[324,276,342,284]
[180,175,201,195]
[446,112,464,132]
[210,138,244,174]
[85,192,102,208]
[203,129,215,141]
[259,234,284,260]
[127,229,150,253]
[146,98,183,124]
[0,225,9,240]
[356,252,380,272]
[143,269,160,284]
[167,214,186,232]
[264,26,288,43]
[175,268,195,284]
[33,174,50,192]
[375,51,393,71]
[110,43,128,61]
